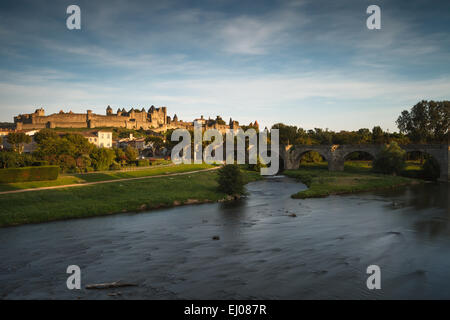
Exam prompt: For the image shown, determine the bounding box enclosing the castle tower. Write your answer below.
[173,114,178,122]
[106,105,113,115]
[162,107,167,124]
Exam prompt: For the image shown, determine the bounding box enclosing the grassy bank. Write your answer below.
[284,162,421,199]
[0,168,262,227]
[0,163,213,192]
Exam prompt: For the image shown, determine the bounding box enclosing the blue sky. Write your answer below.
[0,0,449,131]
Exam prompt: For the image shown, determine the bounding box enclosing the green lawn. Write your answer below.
[0,168,262,227]
[0,163,214,192]
[284,161,421,199]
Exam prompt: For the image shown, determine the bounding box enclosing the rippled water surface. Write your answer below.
[0,177,449,299]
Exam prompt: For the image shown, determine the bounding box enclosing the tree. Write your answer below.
[372,126,385,144]
[146,135,164,155]
[396,100,450,143]
[75,154,92,172]
[300,151,323,163]
[217,164,245,195]
[6,132,32,153]
[163,129,179,151]
[124,145,138,163]
[422,156,440,181]
[271,123,300,145]
[372,141,406,175]
[90,148,115,171]
[357,128,372,144]
[34,128,58,144]
[113,147,127,166]
[57,154,77,173]
[0,151,34,168]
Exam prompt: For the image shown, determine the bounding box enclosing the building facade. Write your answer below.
[13,106,254,134]
[14,106,169,131]
[80,130,113,148]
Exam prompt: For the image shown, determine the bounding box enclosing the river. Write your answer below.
[0,176,449,299]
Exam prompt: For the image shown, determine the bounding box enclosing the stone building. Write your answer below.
[14,106,169,131]
[13,106,255,135]
[79,130,113,148]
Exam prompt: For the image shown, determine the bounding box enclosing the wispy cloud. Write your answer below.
[0,0,449,131]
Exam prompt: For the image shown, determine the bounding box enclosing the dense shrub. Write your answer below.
[0,151,35,168]
[217,164,245,195]
[246,156,267,172]
[109,162,121,170]
[373,142,406,175]
[422,157,440,181]
[33,128,59,144]
[90,148,116,171]
[125,146,138,162]
[32,160,49,166]
[300,151,323,163]
[75,155,92,172]
[57,154,77,173]
[0,166,59,183]
[137,159,150,167]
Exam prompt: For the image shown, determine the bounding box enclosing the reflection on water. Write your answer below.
[0,177,449,299]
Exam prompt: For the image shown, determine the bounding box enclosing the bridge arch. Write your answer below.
[343,150,376,161]
[296,150,328,163]
[402,147,446,181]
[290,147,330,170]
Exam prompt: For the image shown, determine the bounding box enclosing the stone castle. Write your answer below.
[14,106,257,133]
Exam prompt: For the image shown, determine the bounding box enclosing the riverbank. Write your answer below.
[0,167,262,227]
[284,162,422,199]
[0,163,212,193]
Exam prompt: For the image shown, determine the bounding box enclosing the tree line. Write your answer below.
[0,129,141,172]
[272,100,449,146]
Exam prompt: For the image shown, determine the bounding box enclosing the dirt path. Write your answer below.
[0,166,220,195]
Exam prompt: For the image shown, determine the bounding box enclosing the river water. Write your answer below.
[0,176,449,299]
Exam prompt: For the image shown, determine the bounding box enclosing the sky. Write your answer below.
[0,0,449,131]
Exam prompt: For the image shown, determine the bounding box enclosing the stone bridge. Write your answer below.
[279,144,450,181]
